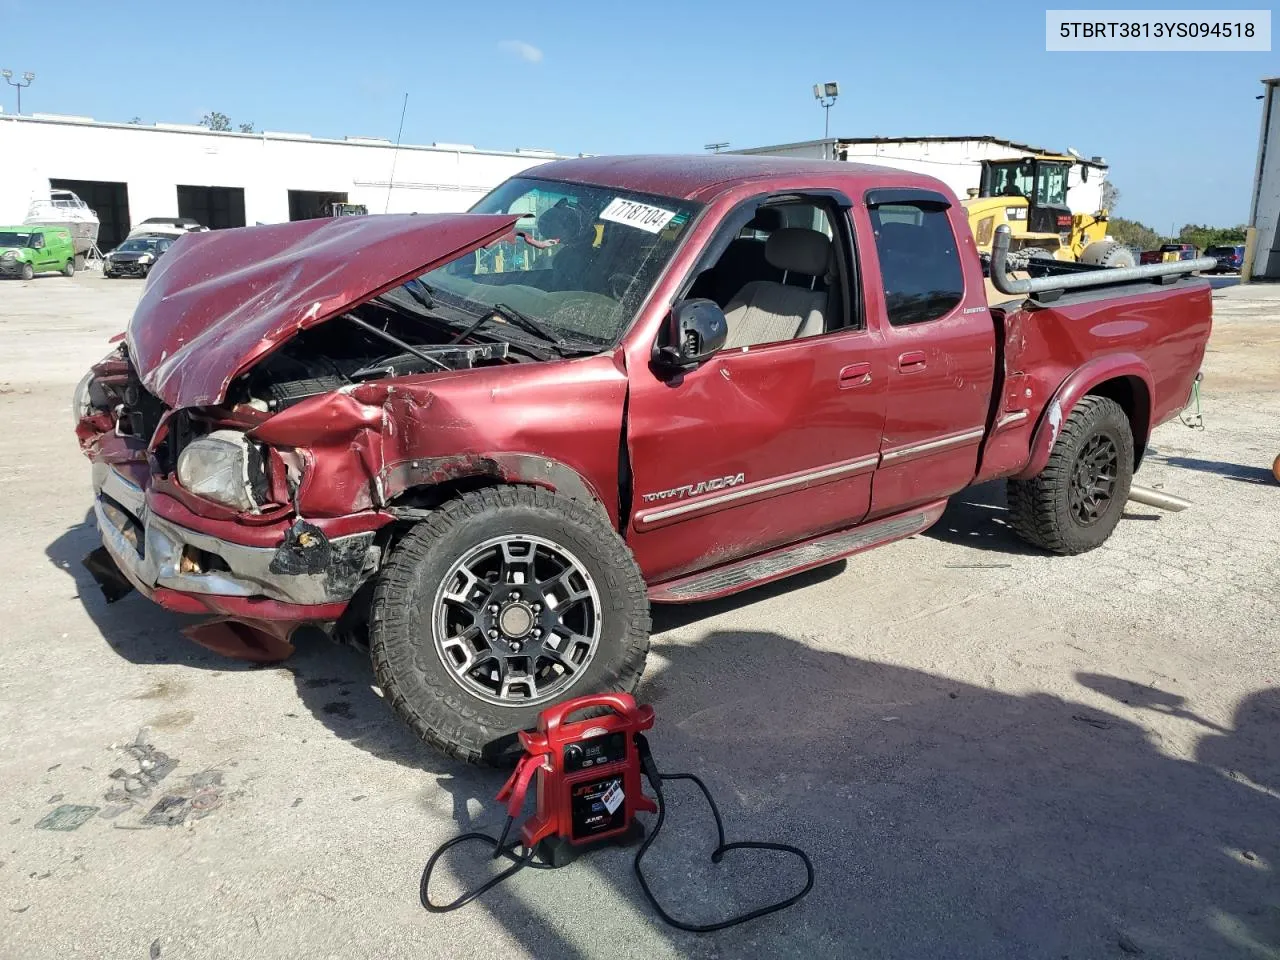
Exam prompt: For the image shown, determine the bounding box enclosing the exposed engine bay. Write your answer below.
[228,301,526,412]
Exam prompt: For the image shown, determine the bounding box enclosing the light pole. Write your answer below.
[812,81,839,140]
[2,70,35,114]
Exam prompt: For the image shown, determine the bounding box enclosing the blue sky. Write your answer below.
[1,0,1272,227]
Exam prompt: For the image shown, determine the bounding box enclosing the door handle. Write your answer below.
[898,351,927,372]
[838,362,872,388]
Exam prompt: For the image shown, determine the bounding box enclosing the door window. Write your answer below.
[686,200,849,349]
[32,234,45,249]
[869,203,964,327]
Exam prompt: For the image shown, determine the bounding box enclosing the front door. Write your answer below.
[625,196,889,585]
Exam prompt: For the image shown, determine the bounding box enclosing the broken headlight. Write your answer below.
[176,430,269,513]
[71,370,94,424]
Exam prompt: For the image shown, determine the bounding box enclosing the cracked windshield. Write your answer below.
[381,177,699,348]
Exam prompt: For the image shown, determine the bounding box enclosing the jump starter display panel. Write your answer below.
[563,732,626,772]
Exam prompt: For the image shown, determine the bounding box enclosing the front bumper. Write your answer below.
[105,259,149,277]
[91,463,378,617]
[0,258,28,276]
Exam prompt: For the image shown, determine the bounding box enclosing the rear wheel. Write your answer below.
[63,259,76,277]
[1007,395,1134,555]
[369,486,650,764]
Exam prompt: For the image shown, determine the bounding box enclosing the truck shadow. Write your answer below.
[505,633,1280,958]
[1149,454,1276,485]
[650,562,846,633]
[923,480,1040,555]
[927,480,1167,556]
[45,511,475,777]
[44,515,1280,956]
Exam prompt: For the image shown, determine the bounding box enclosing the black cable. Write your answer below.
[632,734,815,933]
[419,738,815,931]
[419,816,554,913]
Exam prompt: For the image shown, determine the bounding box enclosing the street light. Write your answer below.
[2,70,36,114]
[812,81,839,140]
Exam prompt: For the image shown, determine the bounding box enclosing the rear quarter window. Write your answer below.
[869,203,964,326]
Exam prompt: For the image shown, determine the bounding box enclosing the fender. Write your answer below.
[1014,354,1153,480]
[381,453,614,523]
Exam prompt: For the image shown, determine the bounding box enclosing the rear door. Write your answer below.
[857,188,996,517]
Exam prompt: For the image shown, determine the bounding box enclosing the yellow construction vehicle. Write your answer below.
[963,153,1135,268]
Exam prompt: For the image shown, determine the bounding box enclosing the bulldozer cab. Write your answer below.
[979,157,1073,239]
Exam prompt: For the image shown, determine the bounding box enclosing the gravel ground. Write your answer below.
[0,274,1276,960]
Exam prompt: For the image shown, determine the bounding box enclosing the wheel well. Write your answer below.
[1085,376,1151,468]
[386,475,501,512]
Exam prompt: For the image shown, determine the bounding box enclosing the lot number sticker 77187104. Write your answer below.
[599,197,677,234]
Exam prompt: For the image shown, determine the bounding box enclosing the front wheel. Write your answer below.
[20,263,33,281]
[1007,395,1134,555]
[369,486,651,764]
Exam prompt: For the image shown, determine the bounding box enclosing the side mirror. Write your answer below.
[654,298,727,369]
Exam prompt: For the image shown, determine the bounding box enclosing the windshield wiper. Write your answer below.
[403,278,436,310]
[491,302,563,345]
[485,303,600,356]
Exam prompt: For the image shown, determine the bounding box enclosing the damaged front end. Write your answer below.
[74,211,544,661]
[77,347,391,660]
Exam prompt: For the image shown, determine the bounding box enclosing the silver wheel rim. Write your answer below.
[431,534,602,707]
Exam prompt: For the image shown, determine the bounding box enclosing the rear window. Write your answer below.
[869,203,964,326]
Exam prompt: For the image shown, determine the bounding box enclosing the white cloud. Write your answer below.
[499,40,543,63]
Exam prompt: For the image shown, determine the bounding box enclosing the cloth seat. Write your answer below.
[722,228,831,349]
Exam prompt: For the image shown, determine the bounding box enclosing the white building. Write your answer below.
[0,112,570,249]
[732,135,1109,218]
[1248,76,1280,279]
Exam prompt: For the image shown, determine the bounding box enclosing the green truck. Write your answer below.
[0,225,77,280]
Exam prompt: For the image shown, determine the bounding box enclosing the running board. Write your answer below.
[647,500,947,604]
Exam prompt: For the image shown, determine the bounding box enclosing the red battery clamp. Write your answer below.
[421,692,814,932]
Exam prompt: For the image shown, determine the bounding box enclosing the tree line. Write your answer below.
[1108,217,1246,252]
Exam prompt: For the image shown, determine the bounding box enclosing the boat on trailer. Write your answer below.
[24,189,100,259]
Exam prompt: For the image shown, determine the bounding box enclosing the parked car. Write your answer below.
[0,225,77,280]
[104,234,176,279]
[1140,243,1198,265]
[1203,244,1245,274]
[74,156,1213,763]
[125,217,209,241]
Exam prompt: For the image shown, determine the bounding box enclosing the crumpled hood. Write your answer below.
[127,212,520,408]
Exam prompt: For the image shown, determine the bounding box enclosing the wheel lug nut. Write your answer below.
[488,629,499,640]
[489,603,499,613]
[509,641,522,652]
[511,590,520,600]
[532,627,542,637]
[531,603,541,613]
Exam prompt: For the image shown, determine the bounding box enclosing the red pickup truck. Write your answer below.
[75,155,1212,762]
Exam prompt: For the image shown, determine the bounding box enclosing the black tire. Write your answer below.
[63,259,76,277]
[20,263,33,281]
[1018,246,1057,261]
[369,486,650,764]
[1007,395,1134,555]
